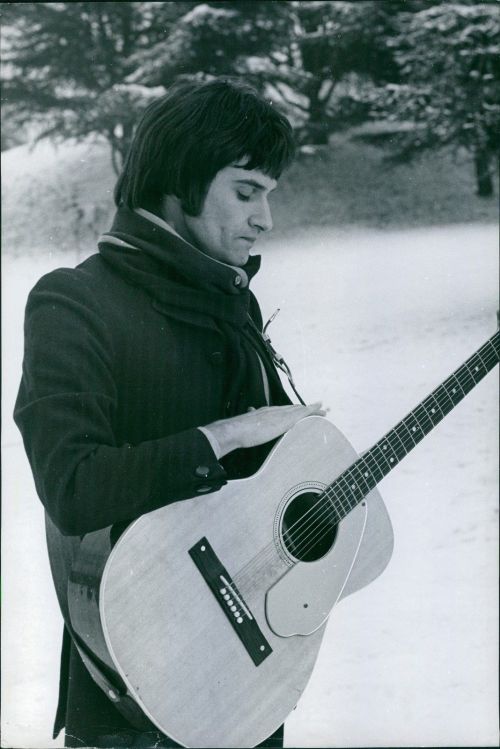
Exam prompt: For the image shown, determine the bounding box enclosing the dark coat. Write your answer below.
[14,209,290,747]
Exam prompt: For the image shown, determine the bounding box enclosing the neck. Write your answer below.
[324,331,499,522]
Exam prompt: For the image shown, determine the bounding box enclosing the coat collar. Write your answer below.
[99,207,261,297]
[98,207,261,328]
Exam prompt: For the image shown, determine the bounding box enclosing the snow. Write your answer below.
[2,223,498,748]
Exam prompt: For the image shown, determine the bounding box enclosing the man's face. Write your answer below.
[182,162,277,267]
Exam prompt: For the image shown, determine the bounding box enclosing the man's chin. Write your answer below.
[229,244,253,267]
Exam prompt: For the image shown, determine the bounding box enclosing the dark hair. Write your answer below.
[114,77,296,216]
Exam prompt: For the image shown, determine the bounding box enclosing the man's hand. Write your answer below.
[204,403,326,458]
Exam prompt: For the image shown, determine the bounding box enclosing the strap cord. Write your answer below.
[247,310,306,406]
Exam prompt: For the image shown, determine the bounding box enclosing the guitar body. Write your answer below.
[68,416,394,747]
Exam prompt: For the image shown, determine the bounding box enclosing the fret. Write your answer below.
[462,363,478,390]
[413,403,434,432]
[329,503,345,525]
[453,372,473,396]
[392,424,410,457]
[442,376,460,401]
[370,443,393,473]
[450,372,466,397]
[354,463,376,494]
[398,418,419,448]
[476,349,489,370]
[486,338,499,360]
[382,439,399,467]
[440,381,460,409]
[327,483,353,518]
[456,362,477,390]
[359,458,379,488]
[464,359,484,382]
[436,383,455,411]
[406,413,428,445]
[419,400,438,429]
[382,433,400,462]
[340,470,367,504]
[362,450,385,482]
[332,474,359,513]
[323,494,343,525]
[426,392,445,419]
[345,468,370,497]
[450,368,475,395]
[334,477,361,520]
[365,437,399,475]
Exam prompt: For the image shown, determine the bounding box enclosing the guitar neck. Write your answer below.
[325,331,499,521]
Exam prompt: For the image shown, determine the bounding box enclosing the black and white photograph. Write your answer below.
[2,2,499,748]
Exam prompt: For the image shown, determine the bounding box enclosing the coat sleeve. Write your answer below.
[14,269,227,536]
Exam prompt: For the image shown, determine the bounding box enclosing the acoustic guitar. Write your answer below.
[66,331,499,747]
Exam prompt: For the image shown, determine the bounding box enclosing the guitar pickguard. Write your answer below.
[266,497,368,636]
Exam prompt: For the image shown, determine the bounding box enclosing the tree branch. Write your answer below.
[273,81,310,113]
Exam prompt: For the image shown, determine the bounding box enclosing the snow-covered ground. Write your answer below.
[2,223,498,748]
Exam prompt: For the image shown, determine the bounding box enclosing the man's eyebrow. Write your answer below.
[234,178,277,192]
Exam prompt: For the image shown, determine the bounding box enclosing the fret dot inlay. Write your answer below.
[383,445,387,450]
[412,426,416,432]
[390,457,394,463]
[431,408,436,413]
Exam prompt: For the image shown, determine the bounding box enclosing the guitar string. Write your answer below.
[233,340,498,591]
[235,345,498,587]
[234,342,498,589]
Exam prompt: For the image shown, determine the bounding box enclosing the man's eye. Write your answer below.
[237,191,252,201]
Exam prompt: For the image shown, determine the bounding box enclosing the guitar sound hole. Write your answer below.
[281,491,338,562]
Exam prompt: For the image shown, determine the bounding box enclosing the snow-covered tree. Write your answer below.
[373,2,500,196]
[1,2,193,170]
[2,1,497,196]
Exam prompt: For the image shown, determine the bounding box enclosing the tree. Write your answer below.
[1,2,194,171]
[286,1,401,143]
[373,3,500,196]
[124,2,299,100]
[126,1,404,143]
[3,1,497,197]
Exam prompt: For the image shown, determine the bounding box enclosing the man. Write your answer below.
[14,77,324,748]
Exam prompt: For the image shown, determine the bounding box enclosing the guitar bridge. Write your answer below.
[189,537,272,666]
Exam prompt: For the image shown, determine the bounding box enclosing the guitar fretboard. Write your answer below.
[323,331,499,522]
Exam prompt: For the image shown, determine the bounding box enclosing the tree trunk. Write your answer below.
[110,144,121,177]
[303,77,331,145]
[475,147,493,197]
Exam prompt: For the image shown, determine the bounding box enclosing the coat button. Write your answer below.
[196,485,212,493]
[210,351,223,366]
[195,465,210,478]
[233,275,242,286]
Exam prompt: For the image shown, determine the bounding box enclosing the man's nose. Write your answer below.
[250,199,273,233]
